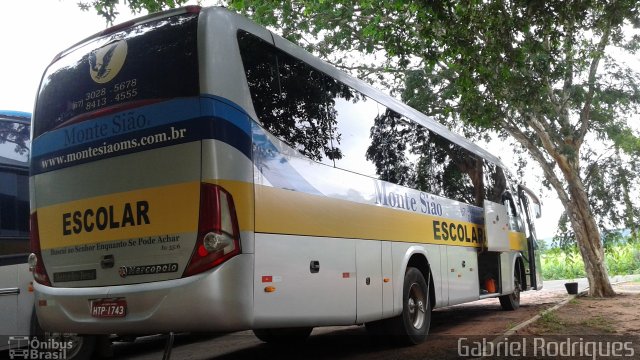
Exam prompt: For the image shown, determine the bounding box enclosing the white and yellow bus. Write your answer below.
[30,6,543,345]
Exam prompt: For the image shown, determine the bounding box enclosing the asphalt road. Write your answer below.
[111,278,612,360]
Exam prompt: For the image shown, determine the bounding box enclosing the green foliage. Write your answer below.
[542,242,640,280]
[77,0,189,24]
[542,247,586,280]
[0,121,30,156]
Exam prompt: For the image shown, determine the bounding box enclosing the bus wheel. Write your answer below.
[499,270,521,310]
[253,327,312,344]
[389,267,431,345]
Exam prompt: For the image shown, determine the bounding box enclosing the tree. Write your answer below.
[77,0,188,24]
[0,120,30,158]
[84,0,640,297]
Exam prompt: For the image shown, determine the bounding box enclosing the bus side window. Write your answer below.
[238,31,336,166]
[0,169,30,259]
[324,80,381,178]
[502,191,524,233]
[484,161,507,203]
[423,131,480,206]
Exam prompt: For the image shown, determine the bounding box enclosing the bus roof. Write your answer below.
[0,110,31,123]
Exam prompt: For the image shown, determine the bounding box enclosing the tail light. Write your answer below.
[28,213,51,286]
[183,183,241,277]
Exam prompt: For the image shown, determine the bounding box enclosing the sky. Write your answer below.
[0,0,563,238]
[0,1,112,112]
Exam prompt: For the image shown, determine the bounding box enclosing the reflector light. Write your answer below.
[197,245,208,257]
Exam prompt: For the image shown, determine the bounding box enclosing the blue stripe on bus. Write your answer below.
[30,116,252,175]
[31,96,251,158]
[30,95,256,174]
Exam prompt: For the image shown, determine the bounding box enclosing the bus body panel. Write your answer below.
[381,241,394,317]
[501,252,521,294]
[33,141,202,208]
[33,141,202,288]
[0,264,19,334]
[253,234,356,328]
[446,246,480,305]
[355,240,383,323]
[34,254,254,334]
[391,244,443,312]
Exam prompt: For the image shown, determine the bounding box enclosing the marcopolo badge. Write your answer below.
[89,39,128,84]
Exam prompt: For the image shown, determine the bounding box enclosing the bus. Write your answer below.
[30,6,543,345]
[1,111,33,351]
[1,111,97,359]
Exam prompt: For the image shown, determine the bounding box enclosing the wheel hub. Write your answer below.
[408,283,426,329]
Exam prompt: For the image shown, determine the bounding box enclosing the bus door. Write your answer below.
[518,185,543,290]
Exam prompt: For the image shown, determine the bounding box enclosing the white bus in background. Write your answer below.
[1,111,97,359]
[0,110,33,351]
[29,6,543,346]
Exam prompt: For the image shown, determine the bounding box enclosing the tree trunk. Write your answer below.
[562,171,616,297]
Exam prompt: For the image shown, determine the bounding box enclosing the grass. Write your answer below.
[568,297,579,305]
[541,242,640,280]
[581,316,616,333]
[537,311,565,332]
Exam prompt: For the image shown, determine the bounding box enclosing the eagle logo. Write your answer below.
[118,266,128,278]
[89,40,127,84]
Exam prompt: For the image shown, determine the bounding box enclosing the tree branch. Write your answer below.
[577,26,611,148]
[501,119,571,207]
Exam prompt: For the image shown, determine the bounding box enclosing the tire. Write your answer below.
[499,268,522,310]
[253,327,313,344]
[387,267,431,345]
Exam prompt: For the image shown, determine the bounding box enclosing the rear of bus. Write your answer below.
[30,7,254,334]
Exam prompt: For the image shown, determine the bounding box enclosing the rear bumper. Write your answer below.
[34,254,254,335]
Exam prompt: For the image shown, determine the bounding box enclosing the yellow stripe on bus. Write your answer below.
[509,231,528,251]
[255,185,486,248]
[36,179,528,252]
[37,182,200,250]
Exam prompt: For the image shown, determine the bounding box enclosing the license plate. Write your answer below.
[91,298,127,318]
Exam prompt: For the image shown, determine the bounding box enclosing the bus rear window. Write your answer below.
[33,12,199,138]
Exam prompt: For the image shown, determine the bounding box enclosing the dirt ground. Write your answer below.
[520,281,640,336]
[509,281,640,359]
